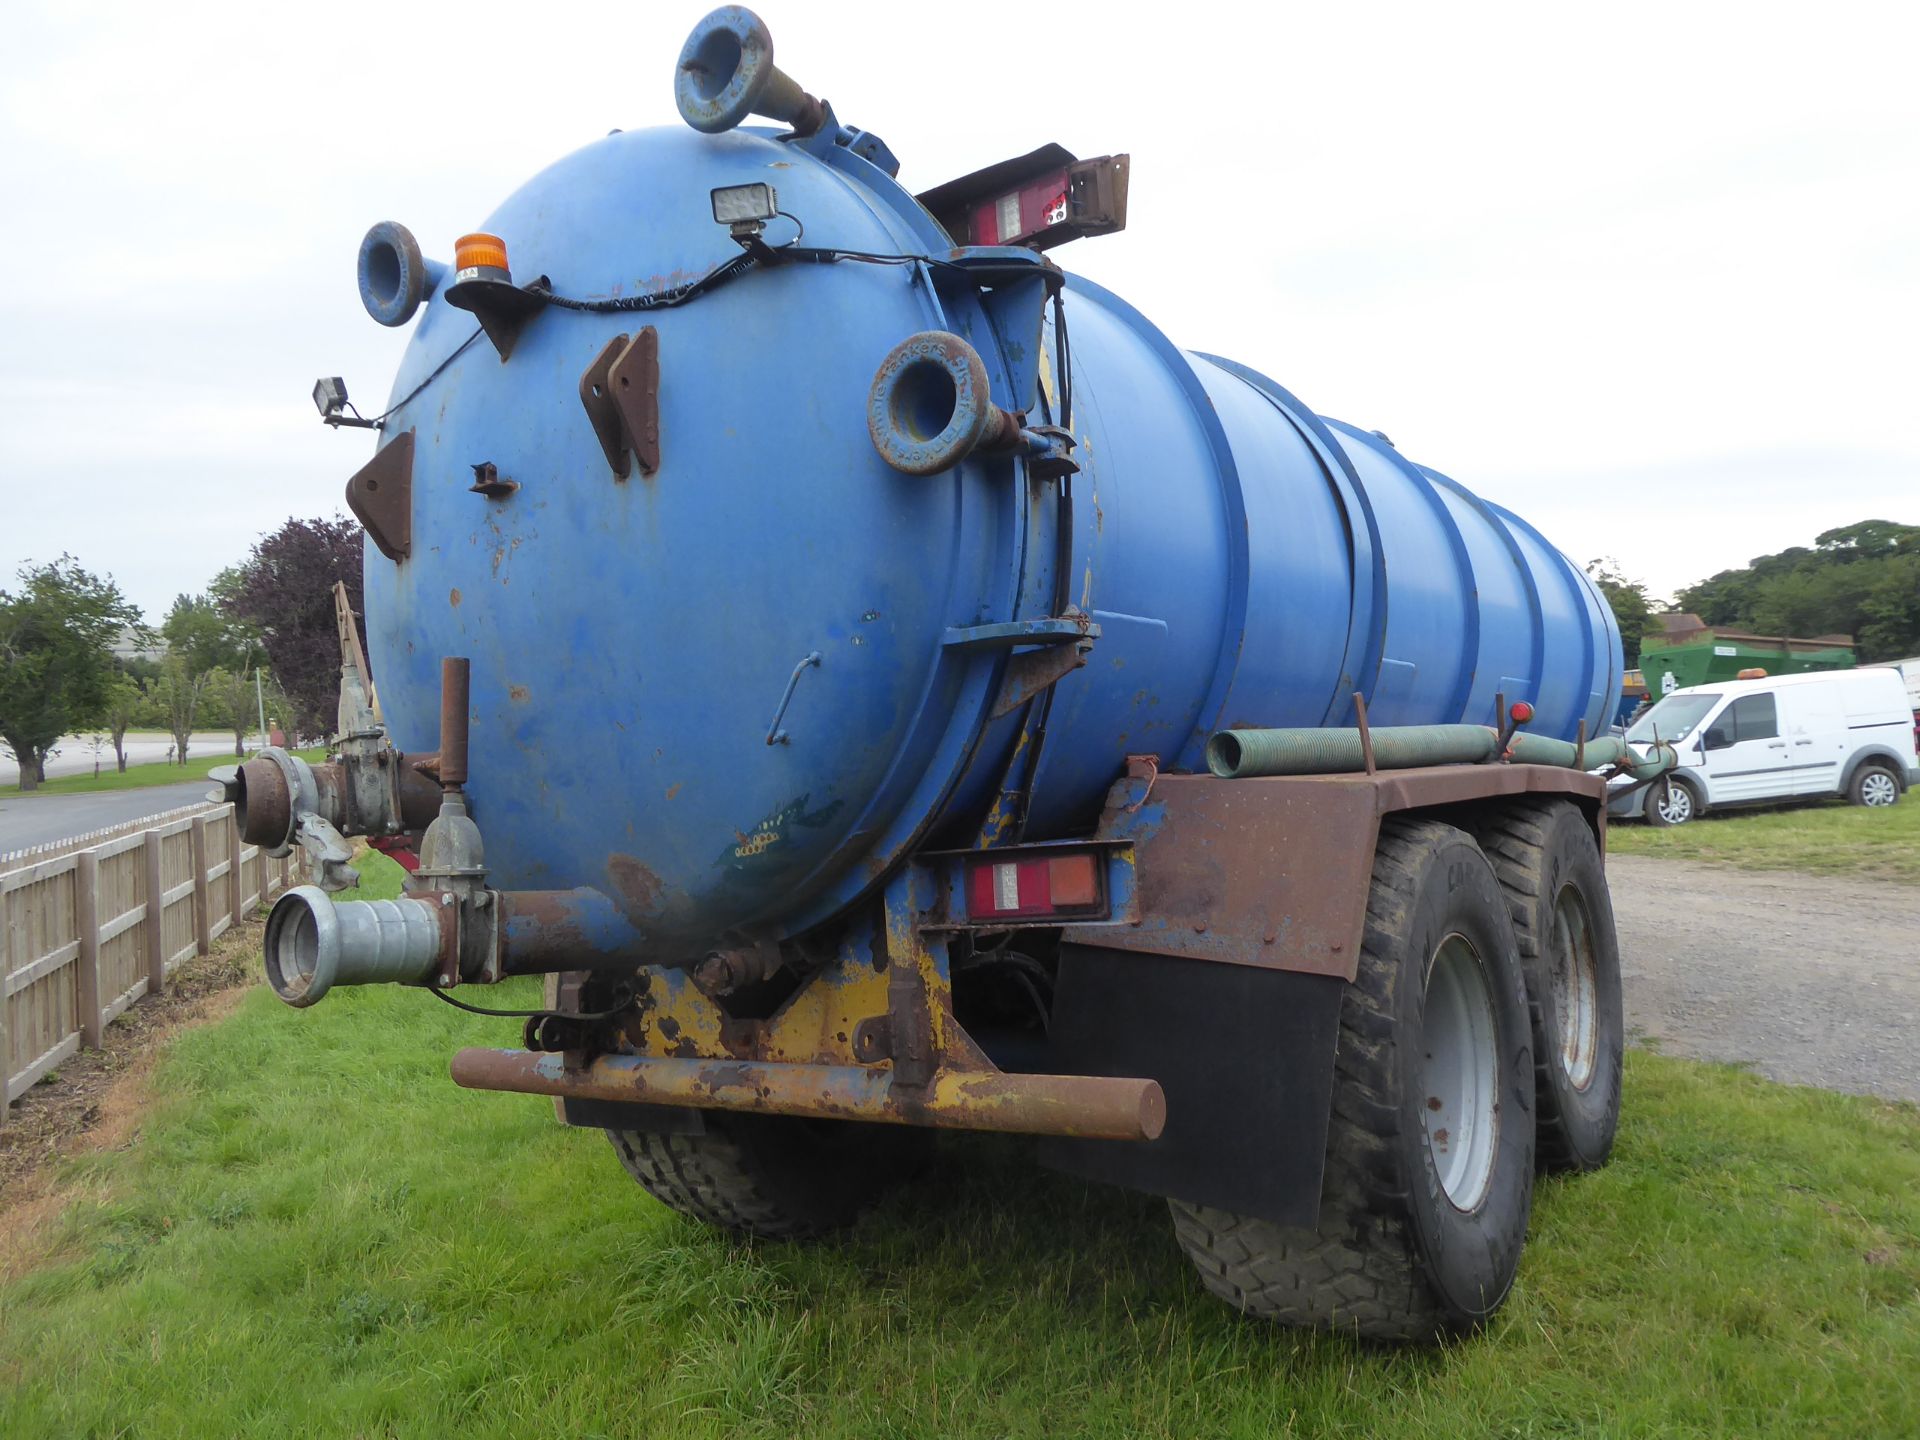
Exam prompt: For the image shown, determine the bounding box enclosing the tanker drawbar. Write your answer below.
[243,5,1668,1342]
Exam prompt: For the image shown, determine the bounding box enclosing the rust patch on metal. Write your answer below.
[606,853,665,921]
[508,684,530,702]
[344,429,414,562]
[233,756,291,847]
[438,658,470,788]
[1069,766,1607,980]
[449,587,462,608]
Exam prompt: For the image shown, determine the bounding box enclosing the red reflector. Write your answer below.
[965,851,1103,920]
[1047,853,1098,906]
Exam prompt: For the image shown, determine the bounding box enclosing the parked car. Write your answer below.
[1608,668,1919,825]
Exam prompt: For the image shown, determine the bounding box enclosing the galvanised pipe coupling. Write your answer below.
[867,331,1071,476]
[216,745,441,891]
[261,881,656,1009]
[264,887,449,1007]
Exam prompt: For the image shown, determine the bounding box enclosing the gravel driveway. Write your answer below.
[1608,853,1920,1103]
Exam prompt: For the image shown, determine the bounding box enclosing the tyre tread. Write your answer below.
[1168,817,1504,1342]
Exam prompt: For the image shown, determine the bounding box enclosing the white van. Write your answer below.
[1608,668,1919,826]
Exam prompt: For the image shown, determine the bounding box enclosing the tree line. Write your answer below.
[1589,518,1918,669]
[1,517,363,791]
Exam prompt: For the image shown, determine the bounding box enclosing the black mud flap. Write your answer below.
[1039,944,1344,1226]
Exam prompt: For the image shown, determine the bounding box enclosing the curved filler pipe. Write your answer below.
[866,331,1058,476]
[674,6,825,136]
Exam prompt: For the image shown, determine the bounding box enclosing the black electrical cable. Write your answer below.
[539,251,763,313]
[538,243,1060,314]
[367,327,487,426]
[427,986,629,1022]
[371,239,1064,420]
[1051,289,1073,432]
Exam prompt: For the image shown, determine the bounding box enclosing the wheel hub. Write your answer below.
[1862,772,1898,807]
[1656,781,1692,824]
[1421,932,1500,1211]
[1548,885,1600,1090]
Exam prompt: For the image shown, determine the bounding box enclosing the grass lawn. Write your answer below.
[5,747,327,799]
[1608,791,1920,884]
[2,858,1916,1436]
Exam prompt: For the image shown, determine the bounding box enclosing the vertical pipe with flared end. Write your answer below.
[674,8,826,137]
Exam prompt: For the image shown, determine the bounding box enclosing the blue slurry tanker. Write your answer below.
[229,7,1675,1341]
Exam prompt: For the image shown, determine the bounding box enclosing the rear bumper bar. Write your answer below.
[450,1048,1165,1142]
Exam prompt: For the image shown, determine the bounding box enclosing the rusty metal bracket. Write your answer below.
[851,1015,892,1063]
[611,327,661,475]
[577,327,660,478]
[991,636,1092,719]
[468,462,519,499]
[1353,690,1377,776]
[578,335,632,479]
[344,429,414,562]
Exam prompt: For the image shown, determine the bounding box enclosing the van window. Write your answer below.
[1627,692,1720,744]
[1725,693,1778,742]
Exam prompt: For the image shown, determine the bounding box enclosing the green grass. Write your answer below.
[1609,792,1920,883]
[2,878,1916,1440]
[5,747,328,799]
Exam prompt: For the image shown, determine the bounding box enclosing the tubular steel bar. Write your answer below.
[439,657,470,788]
[450,1048,1167,1142]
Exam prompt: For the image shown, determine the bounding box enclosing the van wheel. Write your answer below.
[1645,775,1697,827]
[1474,800,1623,1171]
[1850,766,1901,808]
[607,1114,929,1240]
[1168,819,1535,1342]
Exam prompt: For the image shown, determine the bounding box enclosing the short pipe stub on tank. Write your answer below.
[675,6,825,137]
[358,221,431,327]
[867,331,1021,476]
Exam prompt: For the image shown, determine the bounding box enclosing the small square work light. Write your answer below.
[710,182,778,227]
[312,376,349,419]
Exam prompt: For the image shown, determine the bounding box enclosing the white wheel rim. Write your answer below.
[1549,885,1600,1091]
[1657,782,1691,823]
[1422,932,1500,1212]
[1862,772,1897,807]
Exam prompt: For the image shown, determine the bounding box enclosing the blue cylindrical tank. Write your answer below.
[359,118,1619,962]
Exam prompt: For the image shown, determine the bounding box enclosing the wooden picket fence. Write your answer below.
[1,804,296,1125]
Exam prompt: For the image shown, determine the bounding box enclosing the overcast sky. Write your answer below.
[2,0,1915,620]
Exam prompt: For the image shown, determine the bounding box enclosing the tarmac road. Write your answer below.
[1609,853,1920,1103]
[0,783,213,856]
[0,731,254,786]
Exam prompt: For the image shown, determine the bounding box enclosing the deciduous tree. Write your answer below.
[0,556,139,791]
[218,517,364,738]
[1585,558,1663,667]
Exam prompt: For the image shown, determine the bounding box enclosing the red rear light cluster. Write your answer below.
[966,851,1104,921]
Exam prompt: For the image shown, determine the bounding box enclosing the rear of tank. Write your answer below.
[350,24,1619,973]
